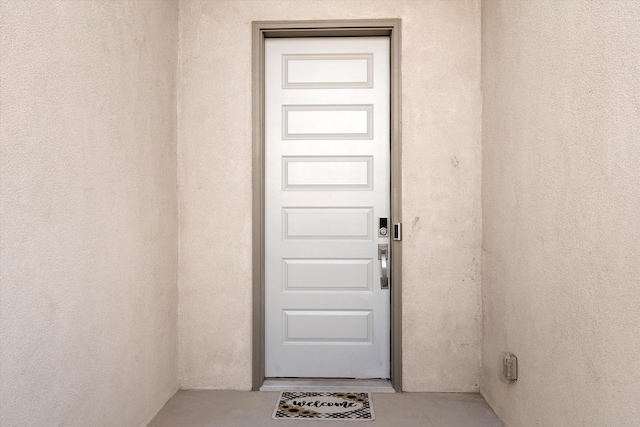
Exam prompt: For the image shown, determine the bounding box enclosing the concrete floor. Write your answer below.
[149,390,504,427]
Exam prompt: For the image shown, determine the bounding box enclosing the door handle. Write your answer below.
[378,244,389,290]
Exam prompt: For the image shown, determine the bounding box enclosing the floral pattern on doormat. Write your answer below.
[272,391,374,421]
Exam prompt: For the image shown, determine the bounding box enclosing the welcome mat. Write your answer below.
[272,391,374,421]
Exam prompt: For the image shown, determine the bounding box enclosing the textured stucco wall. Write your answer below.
[0,1,179,425]
[481,1,640,425]
[178,0,482,391]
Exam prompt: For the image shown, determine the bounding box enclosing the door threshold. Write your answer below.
[260,379,395,393]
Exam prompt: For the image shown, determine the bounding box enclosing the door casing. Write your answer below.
[252,19,402,391]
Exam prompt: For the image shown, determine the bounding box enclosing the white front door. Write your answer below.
[265,37,390,379]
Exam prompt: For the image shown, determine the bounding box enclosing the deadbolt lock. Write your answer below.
[378,217,389,238]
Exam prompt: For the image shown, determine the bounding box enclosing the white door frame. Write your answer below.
[252,19,403,392]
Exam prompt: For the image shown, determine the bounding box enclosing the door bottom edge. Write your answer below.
[260,378,395,393]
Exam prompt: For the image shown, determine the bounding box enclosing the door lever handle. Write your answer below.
[378,244,389,290]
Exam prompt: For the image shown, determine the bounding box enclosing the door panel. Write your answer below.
[284,156,373,189]
[283,310,372,342]
[265,37,390,379]
[284,105,373,139]
[284,207,372,240]
[283,259,372,291]
[283,53,373,88]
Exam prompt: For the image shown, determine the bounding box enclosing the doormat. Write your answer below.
[272,391,374,421]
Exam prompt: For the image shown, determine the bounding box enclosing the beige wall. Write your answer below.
[0,1,178,425]
[178,0,482,391]
[481,1,640,425]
